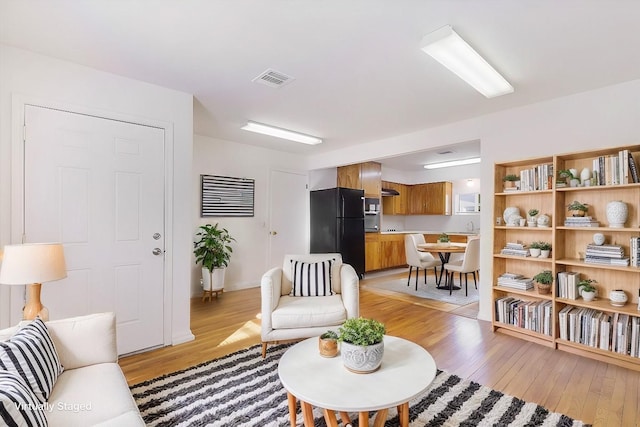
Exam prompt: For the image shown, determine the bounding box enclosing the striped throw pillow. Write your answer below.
[0,370,48,426]
[290,259,334,296]
[0,317,64,403]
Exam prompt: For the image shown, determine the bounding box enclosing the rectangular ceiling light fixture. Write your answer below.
[241,121,322,145]
[424,157,481,170]
[420,25,513,98]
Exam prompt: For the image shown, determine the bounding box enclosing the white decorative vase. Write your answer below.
[503,207,520,224]
[605,201,628,228]
[341,341,384,374]
[580,168,591,184]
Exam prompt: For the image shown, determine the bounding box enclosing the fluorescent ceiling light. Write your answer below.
[424,157,481,170]
[241,121,322,145]
[420,25,513,98]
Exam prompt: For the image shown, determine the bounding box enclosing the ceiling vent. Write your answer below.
[252,68,295,88]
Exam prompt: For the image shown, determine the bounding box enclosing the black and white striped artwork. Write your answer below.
[201,174,254,217]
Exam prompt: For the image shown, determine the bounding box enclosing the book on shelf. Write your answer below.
[629,151,639,183]
[584,256,630,266]
[630,237,640,267]
[497,273,534,290]
[592,149,638,186]
[557,271,580,299]
[518,163,554,191]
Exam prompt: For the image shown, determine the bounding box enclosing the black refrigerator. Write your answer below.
[310,187,365,278]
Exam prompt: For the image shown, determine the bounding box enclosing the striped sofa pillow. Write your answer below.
[0,317,64,403]
[290,259,335,297]
[0,370,48,426]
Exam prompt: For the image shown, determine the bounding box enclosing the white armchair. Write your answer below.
[260,253,359,357]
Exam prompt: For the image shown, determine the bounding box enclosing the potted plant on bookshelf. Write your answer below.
[502,174,520,190]
[533,270,553,294]
[578,279,597,302]
[529,241,542,258]
[527,209,539,227]
[567,201,588,217]
[338,317,386,373]
[194,223,235,297]
[318,330,339,358]
[538,242,552,258]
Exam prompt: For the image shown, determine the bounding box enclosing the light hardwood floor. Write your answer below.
[119,271,639,426]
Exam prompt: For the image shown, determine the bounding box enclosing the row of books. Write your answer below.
[504,163,554,192]
[563,216,599,227]
[631,237,640,267]
[499,242,530,257]
[559,307,640,357]
[495,297,553,336]
[591,149,639,186]
[497,273,534,290]
[584,243,629,266]
[556,271,580,300]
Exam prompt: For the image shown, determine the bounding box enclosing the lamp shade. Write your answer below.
[0,243,67,285]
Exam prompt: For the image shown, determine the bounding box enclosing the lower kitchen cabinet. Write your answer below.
[365,233,381,272]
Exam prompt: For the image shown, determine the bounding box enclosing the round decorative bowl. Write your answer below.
[609,290,628,307]
[537,214,550,227]
[341,341,384,374]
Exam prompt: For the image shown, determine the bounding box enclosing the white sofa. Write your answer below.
[260,253,359,357]
[0,312,144,426]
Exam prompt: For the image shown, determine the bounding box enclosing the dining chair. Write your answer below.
[404,234,440,290]
[442,238,480,295]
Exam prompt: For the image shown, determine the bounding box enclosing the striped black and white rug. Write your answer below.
[131,343,586,427]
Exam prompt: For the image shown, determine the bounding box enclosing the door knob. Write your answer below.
[152,248,163,256]
[153,233,161,240]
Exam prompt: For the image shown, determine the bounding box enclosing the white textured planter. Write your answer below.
[581,290,596,302]
[202,267,225,291]
[341,341,384,374]
[540,250,550,258]
[606,201,628,228]
[529,248,541,258]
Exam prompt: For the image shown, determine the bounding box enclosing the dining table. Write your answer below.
[417,242,467,290]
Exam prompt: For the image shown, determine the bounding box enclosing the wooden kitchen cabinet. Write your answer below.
[380,234,406,268]
[409,182,452,215]
[423,234,470,244]
[337,162,381,198]
[381,181,408,215]
[365,233,381,272]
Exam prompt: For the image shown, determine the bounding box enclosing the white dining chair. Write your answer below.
[404,234,440,290]
[443,238,480,295]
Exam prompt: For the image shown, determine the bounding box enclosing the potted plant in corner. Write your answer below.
[578,278,597,302]
[533,270,553,295]
[567,201,588,217]
[527,209,539,227]
[194,223,235,297]
[338,317,386,373]
[318,330,339,358]
[502,174,520,190]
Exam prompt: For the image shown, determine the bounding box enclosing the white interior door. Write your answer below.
[23,105,165,355]
[268,170,309,268]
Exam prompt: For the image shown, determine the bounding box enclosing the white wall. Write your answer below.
[0,45,195,346]
[308,79,640,321]
[191,134,308,296]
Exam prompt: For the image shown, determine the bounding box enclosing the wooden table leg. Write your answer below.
[301,401,315,427]
[339,411,352,426]
[358,411,369,427]
[373,408,389,427]
[286,392,296,427]
[397,402,409,427]
[323,408,339,427]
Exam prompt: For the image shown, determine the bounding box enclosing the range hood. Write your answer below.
[381,188,400,196]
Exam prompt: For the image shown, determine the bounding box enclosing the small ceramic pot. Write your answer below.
[341,341,384,373]
[529,248,541,257]
[609,290,628,307]
[540,249,551,258]
[581,290,596,302]
[319,337,338,358]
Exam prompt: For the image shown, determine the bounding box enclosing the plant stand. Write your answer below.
[202,288,223,302]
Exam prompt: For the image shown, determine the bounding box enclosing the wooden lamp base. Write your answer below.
[23,283,49,321]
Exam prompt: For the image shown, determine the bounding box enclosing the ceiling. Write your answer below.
[2,1,640,169]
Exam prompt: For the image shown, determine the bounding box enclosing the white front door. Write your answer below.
[23,105,165,355]
[268,170,309,269]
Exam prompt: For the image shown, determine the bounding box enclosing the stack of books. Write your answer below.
[631,237,640,267]
[497,273,534,290]
[584,243,629,266]
[556,271,580,299]
[500,242,530,257]
[564,216,599,227]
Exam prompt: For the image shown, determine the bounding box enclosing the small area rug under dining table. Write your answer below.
[130,343,586,426]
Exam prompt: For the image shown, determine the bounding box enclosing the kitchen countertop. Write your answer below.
[379,230,479,235]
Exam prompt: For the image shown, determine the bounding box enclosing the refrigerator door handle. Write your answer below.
[340,195,345,218]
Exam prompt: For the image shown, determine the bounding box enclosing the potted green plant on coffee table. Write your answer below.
[338,317,386,373]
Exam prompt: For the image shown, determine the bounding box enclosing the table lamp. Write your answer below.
[0,243,67,321]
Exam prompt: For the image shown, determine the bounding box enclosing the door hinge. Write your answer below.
[23,125,26,142]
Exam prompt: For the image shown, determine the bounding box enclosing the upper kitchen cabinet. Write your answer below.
[409,182,452,215]
[381,181,408,215]
[337,162,381,198]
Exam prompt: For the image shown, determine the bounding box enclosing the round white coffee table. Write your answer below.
[278,335,436,427]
